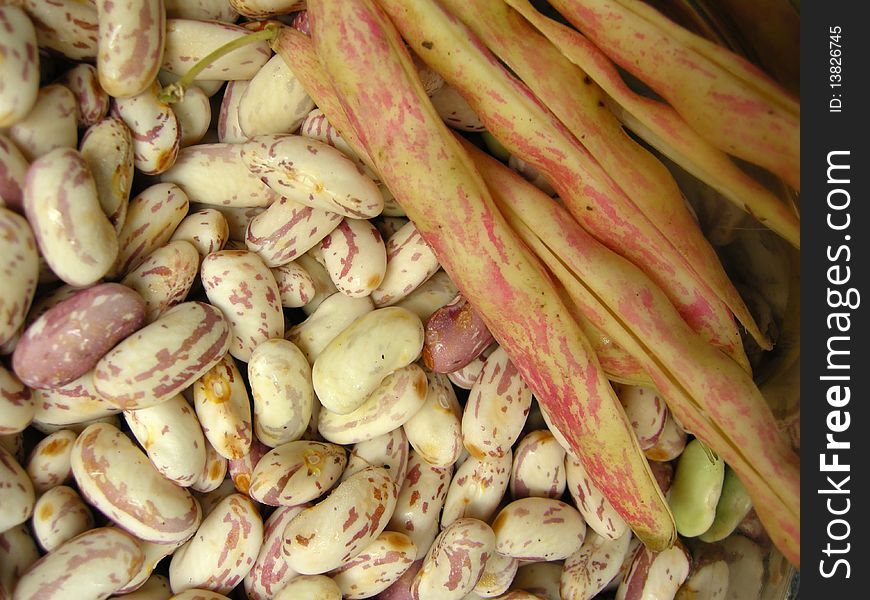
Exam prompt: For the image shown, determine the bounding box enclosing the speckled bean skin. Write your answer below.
[446,355,486,390]
[124,394,207,487]
[228,438,269,495]
[229,0,305,18]
[250,441,346,506]
[201,250,284,361]
[282,466,399,575]
[618,385,669,451]
[0,134,28,214]
[31,485,94,552]
[94,301,230,410]
[243,504,306,600]
[190,436,228,494]
[272,575,342,600]
[0,6,39,128]
[318,364,427,445]
[644,413,688,462]
[431,84,487,132]
[561,531,633,600]
[248,338,314,447]
[287,292,373,364]
[0,210,38,346]
[0,524,39,599]
[22,0,99,61]
[0,445,35,532]
[111,82,181,175]
[25,429,76,493]
[192,354,252,460]
[95,0,164,97]
[121,240,200,323]
[341,428,409,488]
[402,371,463,468]
[272,261,316,308]
[387,450,452,560]
[473,551,518,598]
[509,430,567,500]
[237,54,314,137]
[79,116,134,233]
[13,284,146,389]
[297,253,339,314]
[171,209,230,258]
[565,454,629,541]
[12,527,145,600]
[617,543,692,600]
[511,562,562,600]
[165,0,239,21]
[217,80,249,144]
[412,518,495,600]
[32,370,121,427]
[168,494,263,595]
[57,63,109,128]
[329,531,416,599]
[0,365,34,434]
[441,451,512,529]
[24,148,119,286]
[462,347,532,460]
[319,218,387,298]
[116,573,172,599]
[162,19,271,80]
[423,294,494,373]
[8,84,78,162]
[299,108,364,167]
[71,423,202,543]
[313,307,424,415]
[173,86,212,147]
[110,182,190,278]
[371,222,440,307]
[492,498,586,561]
[241,134,383,218]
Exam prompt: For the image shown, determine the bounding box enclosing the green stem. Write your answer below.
[158,23,282,104]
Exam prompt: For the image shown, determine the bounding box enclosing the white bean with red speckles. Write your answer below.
[0,134,28,213]
[25,429,76,493]
[79,116,134,233]
[171,208,230,258]
[441,451,512,529]
[162,19,271,81]
[57,63,110,128]
[0,364,34,434]
[173,86,212,147]
[473,551,518,598]
[169,494,264,595]
[560,530,634,600]
[618,385,669,451]
[341,427,410,488]
[645,413,688,462]
[115,573,172,599]
[616,543,692,600]
[282,466,399,575]
[319,218,387,298]
[111,82,181,175]
[165,0,240,21]
[7,84,77,162]
[190,438,228,494]
[217,80,250,144]
[228,438,269,495]
[509,430,567,500]
[272,261,316,308]
[430,84,487,133]
[330,531,417,599]
[412,518,495,600]
[192,354,252,461]
[0,445,35,532]
[299,108,367,170]
[565,454,629,541]
[230,0,306,18]
[115,535,187,596]
[371,222,440,307]
[31,485,94,552]
[249,440,346,506]
[243,504,307,600]
[298,253,340,314]
[238,54,314,137]
[0,524,39,599]
[492,498,586,561]
[31,370,120,427]
[0,6,39,128]
[287,292,373,363]
[22,0,99,61]
[403,370,463,468]
[122,240,200,323]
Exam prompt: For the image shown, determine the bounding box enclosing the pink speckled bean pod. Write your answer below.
[23,149,119,287]
[0,365,34,434]
[237,55,314,137]
[201,249,284,361]
[95,0,164,97]
[13,283,146,389]
[0,6,39,128]
[272,261,316,308]
[509,430,567,500]
[162,19,271,81]
[79,116,134,233]
[124,394,207,487]
[243,504,307,600]
[319,218,387,298]
[31,370,120,427]
[618,385,669,451]
[565,454,628,541]
[0,524,39,599]
[0,134,29,214]
[168,494,264,595]
[412,518,495,600]
[387,450,452,560]
[248,338,314,447]
[287,292,373,363]
[93,301,230,410]
[241,134,383,218]
[7,84,77,162]
[0,445,35,532]
[230,0,305,18]
[282,466,399,575]
[492,498,586,561]
[561,530,634,600]
[341,428,410,488]
[192,354,252,460]
[121,240,200,323]
[403,371,462,468]
[473,551,518,598]
[71,423,202,543]
[441,451,512,529]
[165,0,240,21]
[111,82,181,175]
[422,294,493,374]
[216,80,250,144]
[31,485,94,552]
[171,208,230,258]
[163,143,279,208]
[330,531,416,599]
[21,0,99,61]
[317,364,428,445]
[371,222,440,307]
[462,347,533,460]
[12,527,145,600]
[173,86,212,147]
[249,440,346,506]
[25,429,76,493]
[56,63,109,128]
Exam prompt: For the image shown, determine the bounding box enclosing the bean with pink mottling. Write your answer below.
[110,182,189,278]
[617,385,669,451]
[299,108,366,168]
[645,413,688,462]
[298,253,340,314]
[117,573,172,599]
[271,575,342,600]
[441,450,512,529]
[243,504,307,600]
[423,294,494,373]
[0,445,35,532]
[388,270,456,325]
[31,485,94,552]
[7,84,77,162]
[565,454,628,541]
[165,0,239,21]
[0,364,34,434]
[230,0,305,18]
[121,240,200,323]
[509,430,567,500]
[12,527,145,600]
[250,440,346,506]
[57,64,109,127]
[248,338,314,447]
[0,524,39,599]
[13,283,145,389]
[492,498,586,561]
[79,116,134,233]
[25,429,76,493]
[387,450,452,560]
[0,6,39,128]
[94,301,230,410]
[168,494,263,594]
[617,543,692,600]
[371,221,441,307]
[172,86,212,147]
[192,354,252,460]
[71,423,202,543]
[0,134,28,213]
[341,427,410,488]
[228,438,269,495]
[95,0,164,97]
[190,437,228,494]
[430,84,487,132]
[171,208,230,258]
[31,370,120,427]
[447,356,486,390]
[162,19,271,81]
[217,80,250,144]
[462,346,532,460]
[403,371,463,468]
[287,292,373,363]
[21,0,99,61]
[238,54,314,137]
[194,479,237,518]
[473,551,518,598]
[376,558,421,600]
[412,518,495,600]
[282,466,399,575]
[511,562,562,600]
[560,530,634,600]
[329,531,416,599]
[23,148,119,286]
[112,82,181,175]
[319,218,387,298]
[271,261,315,308]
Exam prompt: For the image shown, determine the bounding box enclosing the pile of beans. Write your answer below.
[0,2,782,599]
